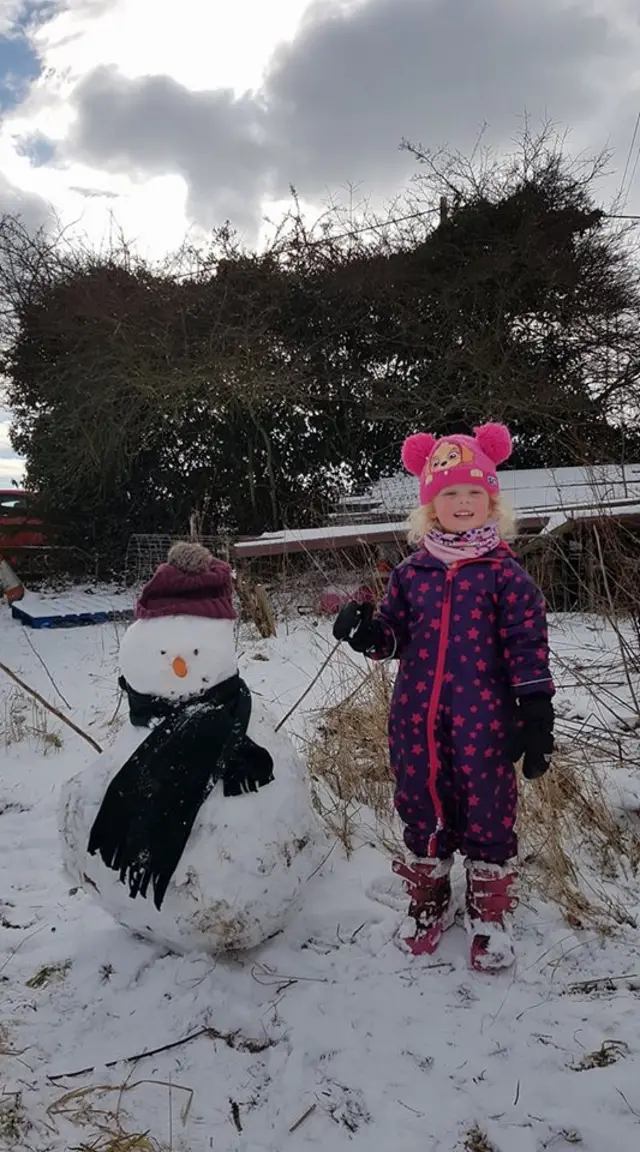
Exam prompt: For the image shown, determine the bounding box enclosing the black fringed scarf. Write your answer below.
[87,674,274,910]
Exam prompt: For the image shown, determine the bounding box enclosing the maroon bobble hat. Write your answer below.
[135,542,236,621]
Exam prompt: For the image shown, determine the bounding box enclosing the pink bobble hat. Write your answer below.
[401,423,513,505]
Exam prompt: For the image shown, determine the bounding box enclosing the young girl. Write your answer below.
[333,423,554,973]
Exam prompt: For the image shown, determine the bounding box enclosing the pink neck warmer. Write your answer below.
[423,522,501,566]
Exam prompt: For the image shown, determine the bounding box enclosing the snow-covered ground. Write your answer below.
[3,602,640,1151]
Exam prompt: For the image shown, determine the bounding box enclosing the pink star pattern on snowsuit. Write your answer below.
[373,548,553,863]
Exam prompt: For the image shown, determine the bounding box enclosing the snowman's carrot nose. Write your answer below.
[172,656,188,678]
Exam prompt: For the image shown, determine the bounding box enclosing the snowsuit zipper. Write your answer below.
[425,558,493,858]
[426,564,456,855]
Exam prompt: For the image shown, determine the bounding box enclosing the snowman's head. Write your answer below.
[122,541,239,698]
[119,615,238,699]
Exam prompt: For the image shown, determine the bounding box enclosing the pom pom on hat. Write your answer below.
[401,432,436,477]
[472,423,512,466]
[167,541,214,574]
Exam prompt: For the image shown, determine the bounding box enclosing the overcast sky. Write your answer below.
[1,0,640,483]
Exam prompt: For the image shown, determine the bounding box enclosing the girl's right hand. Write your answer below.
[332,601,380,654]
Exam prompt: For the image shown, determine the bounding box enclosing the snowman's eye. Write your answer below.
[193,649,199,656]
[160,650,166,655]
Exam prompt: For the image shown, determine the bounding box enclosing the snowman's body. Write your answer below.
[59,613,324,954]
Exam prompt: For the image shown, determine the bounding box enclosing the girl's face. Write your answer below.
[432,485,491,533]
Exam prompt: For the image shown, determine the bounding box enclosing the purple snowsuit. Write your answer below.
[373,546,553,863]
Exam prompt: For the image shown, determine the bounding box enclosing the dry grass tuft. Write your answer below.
[71,1134,155,1151]
[26,960,72,989]
[462,1124,496,1152]
[1,688,63,752]
[519,725,640,931]
[307,660,640,931]
[572,1039,629,1072]
[47,1078,192,1152]
[0,1091,31,1146]
[307,658,402,857]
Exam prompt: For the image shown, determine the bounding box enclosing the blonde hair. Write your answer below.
[407,494,515,545]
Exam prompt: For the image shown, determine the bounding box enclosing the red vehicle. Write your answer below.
[0,489,46,561]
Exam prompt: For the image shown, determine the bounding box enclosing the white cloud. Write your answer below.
[30,0,308,94]
[0,0,312,253]
[0,0,23,37]
[2,0,639,260]
[0,459,24,482]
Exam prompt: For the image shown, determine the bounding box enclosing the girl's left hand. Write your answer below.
[510,695,554,780]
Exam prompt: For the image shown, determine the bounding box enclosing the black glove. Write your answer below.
[332,601,383,655]
[510,694,554,780]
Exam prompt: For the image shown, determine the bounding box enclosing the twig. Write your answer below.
[0,660,102,754]
[250,961,329,987]
[0,924,46,976]
[47,1024,274,1081]
[21,630,71,709]
[289,1103,317,1133]
[306,838,337,882]
[397,1100,424,1117]
[616,1087,640,1119]
[230,1099,242,1132]
[275,641,341,732]
[568,973,640,991]
[108,686,124,726]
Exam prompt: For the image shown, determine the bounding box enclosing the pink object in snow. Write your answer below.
[318,585,375,616]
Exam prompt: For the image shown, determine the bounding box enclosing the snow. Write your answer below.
[10,585,134,624]
[3,600,640,1151]
[354,462,640,521]
[234,519,409,554]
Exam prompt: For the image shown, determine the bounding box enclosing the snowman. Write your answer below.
[59,542,324,954]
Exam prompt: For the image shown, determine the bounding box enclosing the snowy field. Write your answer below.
[2,602,640,1151]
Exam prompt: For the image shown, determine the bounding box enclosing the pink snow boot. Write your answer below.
[392,855,454,955]
[465,860,518,973]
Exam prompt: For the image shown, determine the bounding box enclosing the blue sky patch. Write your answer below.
[0,31,40,111]
[0,1,57,113]
[15,131,56,166]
